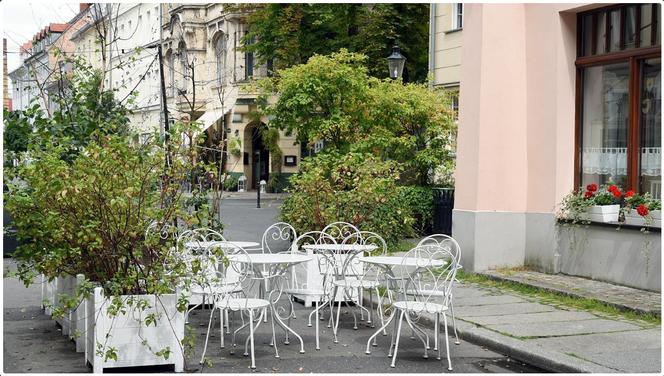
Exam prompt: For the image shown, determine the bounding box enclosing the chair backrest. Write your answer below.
[322,221,360,243]
[288,231,337,292]
[397,244,459,310]
[338,231,387,279]
[206,243,254,308]
[417,234,461,267]
[261,222,297,254]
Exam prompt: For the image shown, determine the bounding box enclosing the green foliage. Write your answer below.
[3,109,32,167]
[280,152,414,245]
[557,189,594,224]
[398,186,433,235]
[240,3,430,82]
[259,50,456,185]
[223,174,239,191]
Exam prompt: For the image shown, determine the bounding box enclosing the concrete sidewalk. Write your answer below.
[418,281,661,373]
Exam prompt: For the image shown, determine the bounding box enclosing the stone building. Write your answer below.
[162,4,301,190]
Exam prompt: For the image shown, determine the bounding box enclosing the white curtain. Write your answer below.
[582,147,627,176]
[641,147,661,176]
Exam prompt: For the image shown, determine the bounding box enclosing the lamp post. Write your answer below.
[387,45,406,80]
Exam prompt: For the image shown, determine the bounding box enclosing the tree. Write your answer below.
[241,3,430,82]
[258,50,456,185]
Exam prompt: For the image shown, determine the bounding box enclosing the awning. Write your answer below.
[196,85,239,132]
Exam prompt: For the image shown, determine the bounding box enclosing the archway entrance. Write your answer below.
[248,123,269,190]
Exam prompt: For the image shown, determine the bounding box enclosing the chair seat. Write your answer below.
[216,298,270,310]
[283,288,327,297]
[405,288,446,297]
[393,300,448,313]
[332,279,379,289]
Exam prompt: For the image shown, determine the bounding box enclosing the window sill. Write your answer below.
[556,219,661,233]
[444,28,463,34]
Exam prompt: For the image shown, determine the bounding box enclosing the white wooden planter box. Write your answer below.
[624,209,662,228]
[41,275,56,315]
[583,204,620,223]
[292,250,360,307]
[84,287,184,373]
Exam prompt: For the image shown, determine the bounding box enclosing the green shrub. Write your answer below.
[223,174,239,191]
[280,152,415,245]
[398,186,433,236]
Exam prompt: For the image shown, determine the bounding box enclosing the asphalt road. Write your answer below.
[2,198,544,373]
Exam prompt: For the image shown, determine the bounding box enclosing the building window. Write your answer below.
[214,34,227,85]
[245,34,255,79]
[453,3,463,30]
[178,42,188,92]
[166,50,175,97]
[576,4,661,197]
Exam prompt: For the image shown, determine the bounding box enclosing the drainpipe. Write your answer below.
[428,3,436,90]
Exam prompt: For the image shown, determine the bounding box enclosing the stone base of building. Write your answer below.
[452,209,661,292]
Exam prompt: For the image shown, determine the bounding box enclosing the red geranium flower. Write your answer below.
[584,191,594,199]
[636,204,649,217]
[625,190,635,198]
[608,185,618,193]
[612,189,622,198]
[586,183,598,192]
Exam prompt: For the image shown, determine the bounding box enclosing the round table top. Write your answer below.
[227,253,312,265]
[184,240,260,250]
[358,256,447,267]
[302,244,377,252]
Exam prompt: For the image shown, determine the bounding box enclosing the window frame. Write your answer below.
[453,3,464,30]
[574,4,661,192]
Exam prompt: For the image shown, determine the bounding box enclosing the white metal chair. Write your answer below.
[416,234,461,344]
[261,222,297,254]
[279,231,337,350]
[377,244,459,370]
[331,231,387,343]
[322,221,360,242]
[199,244,267,369]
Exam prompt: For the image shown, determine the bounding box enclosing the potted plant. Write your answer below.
[559,183,623,223]
[623,191,662,228]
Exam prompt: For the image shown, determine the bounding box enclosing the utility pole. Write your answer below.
[157,44,169,139]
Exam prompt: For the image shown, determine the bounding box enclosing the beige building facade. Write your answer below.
[430,3,463,91]
[162,4,301,190]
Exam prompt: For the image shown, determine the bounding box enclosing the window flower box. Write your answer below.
[584,204,620,223]
[624,209,662,228]
[84,287,185,373]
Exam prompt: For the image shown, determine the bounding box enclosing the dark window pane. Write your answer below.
[609,10,621,52]
[624,6,637,49]
[597,11,607,54]
[582,14,594,56]
[581,63,630,188]
[639,58,661,197]
[640,4,652,48]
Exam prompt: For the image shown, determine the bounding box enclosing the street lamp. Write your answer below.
[387,45,406,80]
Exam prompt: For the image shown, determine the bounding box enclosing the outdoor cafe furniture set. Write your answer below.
[178,222,462,371]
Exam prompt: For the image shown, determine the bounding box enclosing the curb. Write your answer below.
[478,271,660,317]
[361,297,617,373]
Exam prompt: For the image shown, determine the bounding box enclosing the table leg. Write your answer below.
[365,309,396,355]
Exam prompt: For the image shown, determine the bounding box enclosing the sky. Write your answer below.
[2,1,79,76]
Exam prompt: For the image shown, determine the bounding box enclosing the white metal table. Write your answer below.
[227,253,312,355]
[358,255,447,353]
[184,240,260,251]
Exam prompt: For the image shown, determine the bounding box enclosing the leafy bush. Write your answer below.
[398,186,433,236]
[223,174,239,191]
[280,152,414,245]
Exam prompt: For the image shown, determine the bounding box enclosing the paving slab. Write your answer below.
[486,318,642,338]
[575,348,661,373]
[456,302,556,317]
[482,270,661,315]
[454,295,526,307]
[530,328,661,354]
[466,310,598,326]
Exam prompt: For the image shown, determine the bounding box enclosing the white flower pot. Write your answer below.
[84,287,185,373]
[584,204,620,223]
[624,209,661,228]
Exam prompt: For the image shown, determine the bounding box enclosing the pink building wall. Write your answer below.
[453,3,593,271]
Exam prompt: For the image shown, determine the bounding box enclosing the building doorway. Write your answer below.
[249,123,269,190]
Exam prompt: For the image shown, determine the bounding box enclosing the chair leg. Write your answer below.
[200,306,216,365]
[365,309,395,355]
[434,313,440,358]
[450,300,460,345]
[442,313,452,371]
[249,310,256,369]
[219,308,225,349]
[315,300,320,350]
[333,287,341,343]
[390,311,406,368]
[388,311,399,357]
[225,309,231,334]
[359,288,364,321]
[368,288,374,327]
[270,308,280,358]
